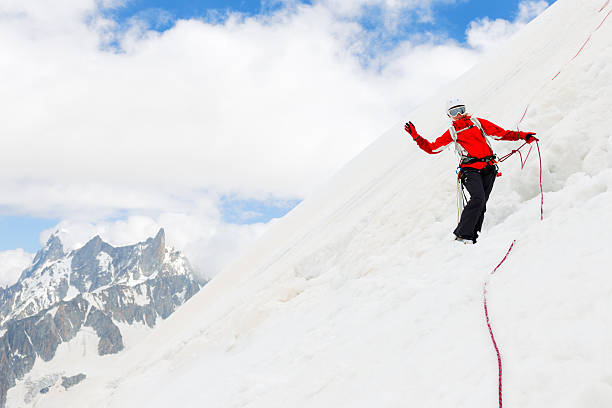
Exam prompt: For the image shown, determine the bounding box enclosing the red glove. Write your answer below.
[524,132,538,144]
[404,122,419,140]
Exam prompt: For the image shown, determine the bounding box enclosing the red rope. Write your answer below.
[517,104,530,125]
[570,34,592,61]
[492,240,515,274]
[497,141,532,169]
[595,9,612,30]
[536,141,544,220]
[482,143,542,408]
[555,5,612,80]
[497,144,524,163]
[519,145,533,169]
[498,140,542,218]
[483,240,516,408]
[483,290,503,408]
[480,3,612,405]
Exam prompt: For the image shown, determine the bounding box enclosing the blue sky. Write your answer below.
[0,0,548,254]
[0,216,60,252]
[433,1,523,41]
[220,196,302,224]
[108,0,283,20]
[107,0,524,43]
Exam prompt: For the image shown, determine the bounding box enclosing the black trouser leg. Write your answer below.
[474,166,496,235]
[453,166,496,241]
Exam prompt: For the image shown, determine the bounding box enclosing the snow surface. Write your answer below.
[2,257,73,325]
[96,252,114,276]
[121,284,151,307]
[36,0,612,407]
[6,322,153,407]
[63,285,80,302]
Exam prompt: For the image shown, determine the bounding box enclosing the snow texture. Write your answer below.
[6,323,152,407]
[32,0,612,406]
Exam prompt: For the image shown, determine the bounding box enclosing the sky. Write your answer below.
[0,0,553,286]
[106,0,523,42]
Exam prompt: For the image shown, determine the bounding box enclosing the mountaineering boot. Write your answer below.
[454,236,475,245]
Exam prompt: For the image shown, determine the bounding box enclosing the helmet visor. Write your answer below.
[448,105,466,117]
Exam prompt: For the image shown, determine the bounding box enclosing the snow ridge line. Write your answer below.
[483,240,516,408]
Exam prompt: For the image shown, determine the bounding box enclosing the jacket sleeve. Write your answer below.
[413,130,454,154]
[478,118,529,141]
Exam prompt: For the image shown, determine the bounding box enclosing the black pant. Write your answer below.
[453,165,497,242]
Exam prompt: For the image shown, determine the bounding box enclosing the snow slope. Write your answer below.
[6,322,152,408]
[39,0,612,406]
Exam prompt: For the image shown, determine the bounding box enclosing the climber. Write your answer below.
[405,97,538,244]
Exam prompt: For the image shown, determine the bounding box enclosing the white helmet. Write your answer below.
[446,97,467,118]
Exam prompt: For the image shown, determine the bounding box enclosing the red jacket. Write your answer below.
[413,116,530,169]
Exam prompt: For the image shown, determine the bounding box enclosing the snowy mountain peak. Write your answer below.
[0,230,203,407]
[142,228,166,268]
[1,229,199,326]
[84,234,103,247]
[26,233,65,277]
[150,228,165,246]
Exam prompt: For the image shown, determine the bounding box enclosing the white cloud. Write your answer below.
[0,0,477,205]
[467,1,549,51]
[0,0,551,280]
[0,249,34,287]
[517,0,551,23]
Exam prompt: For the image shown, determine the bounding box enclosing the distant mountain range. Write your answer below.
[0,229,202,407]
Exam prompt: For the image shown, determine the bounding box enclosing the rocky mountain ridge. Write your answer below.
[0,229,202,407]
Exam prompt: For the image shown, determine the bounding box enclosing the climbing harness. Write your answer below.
[449,117,496,166]
[461,154,498,166]
[451,118,500,220]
